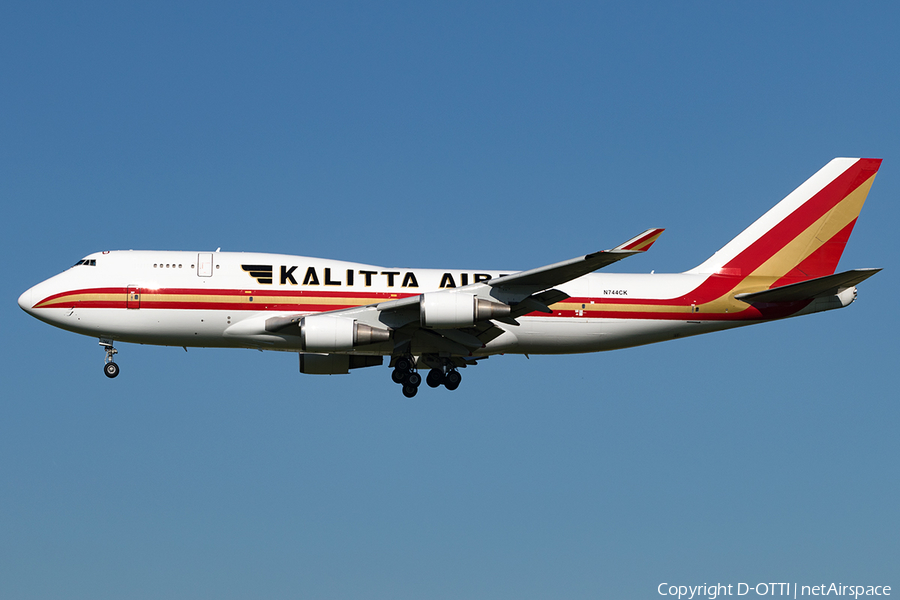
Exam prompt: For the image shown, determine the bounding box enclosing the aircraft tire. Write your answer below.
[407,372,422,387]
[402,385,418,398]
[104,362,120,379]
[426,369,443,388]
[395,357,412,372]
[391,368,408,384]
[444,370,461,391]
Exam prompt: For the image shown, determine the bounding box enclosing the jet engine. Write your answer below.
[300,315,391,352]
[419,293,511,328]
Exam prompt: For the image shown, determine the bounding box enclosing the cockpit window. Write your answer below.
[74,259,97,267]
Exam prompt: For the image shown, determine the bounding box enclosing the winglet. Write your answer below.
[613,228,664,252]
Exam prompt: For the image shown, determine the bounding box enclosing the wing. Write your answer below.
[487,228,664,296]
[267,228,664,360]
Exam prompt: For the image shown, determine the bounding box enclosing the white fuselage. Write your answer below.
[20,249,828,358]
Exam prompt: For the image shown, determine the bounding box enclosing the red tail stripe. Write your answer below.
[770,218,858,288]
[718,159,879,278]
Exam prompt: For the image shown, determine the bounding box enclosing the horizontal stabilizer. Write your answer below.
[734,268,881,303]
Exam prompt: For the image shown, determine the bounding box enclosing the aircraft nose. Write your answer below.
[18,287,33,313]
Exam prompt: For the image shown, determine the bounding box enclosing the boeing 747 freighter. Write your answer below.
[19,158,882,396]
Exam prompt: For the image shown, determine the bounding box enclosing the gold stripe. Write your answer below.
[37,291,386,308]
[749,173,875,279]
[554,301,691,314]
[36,293,122,307]
[631,231,663,251]
[141,293,377,306]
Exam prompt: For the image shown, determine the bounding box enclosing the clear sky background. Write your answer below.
[2,3,898,599]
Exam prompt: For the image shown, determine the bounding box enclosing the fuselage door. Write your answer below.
[198,253,214,277]
[126,285,141,309]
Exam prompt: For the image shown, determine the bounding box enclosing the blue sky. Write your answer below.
[2,3,898,598]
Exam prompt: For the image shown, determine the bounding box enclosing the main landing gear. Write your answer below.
[390,356,462,397]
[100,339,119,378]
[426,367,461,391]
[391,356,421,397]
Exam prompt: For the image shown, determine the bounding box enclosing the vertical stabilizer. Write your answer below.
[687,158,881,284]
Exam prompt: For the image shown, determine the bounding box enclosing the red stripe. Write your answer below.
[35,287,811,321]
[140,287,419,299]
[34,287,421,311]
[619,228,663,250]
[771,218,858,287]
[34,272,822,323]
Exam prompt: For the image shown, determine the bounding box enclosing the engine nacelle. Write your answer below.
[300,315,391,352]
[419,293,511,328]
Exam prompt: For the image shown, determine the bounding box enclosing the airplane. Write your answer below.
[18,157,882,397]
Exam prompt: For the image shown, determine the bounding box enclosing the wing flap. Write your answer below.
[431,327,485,349]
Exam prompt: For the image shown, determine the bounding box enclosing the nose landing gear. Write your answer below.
[100,339,119,378]
[104,361,120,378]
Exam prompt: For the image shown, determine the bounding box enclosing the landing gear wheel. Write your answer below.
[406,372,422,387]
[395,357,412,372]
[104,362,120,378]
[100,340,119,379]
[402,384,418,398]
[391,368,408,384]
[444,370,461,391]
[426,369,443,388]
